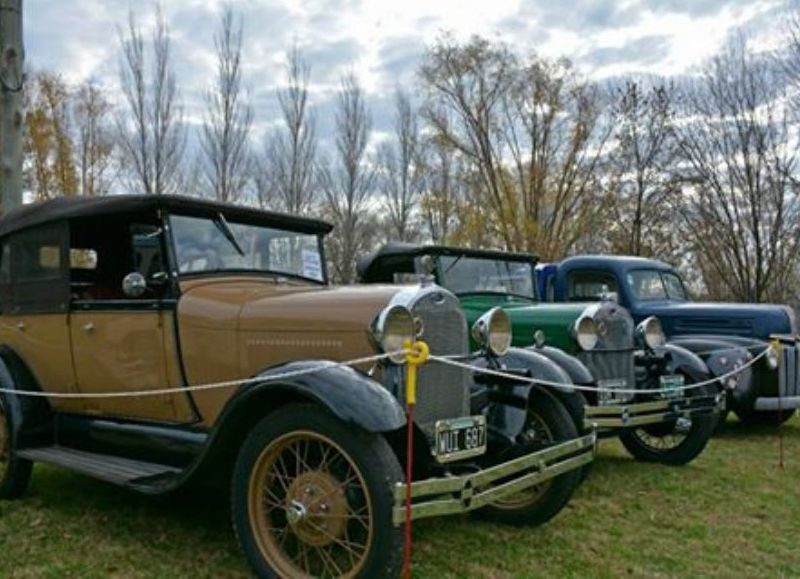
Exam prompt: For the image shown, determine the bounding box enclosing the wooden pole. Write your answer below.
[0,0,23,212]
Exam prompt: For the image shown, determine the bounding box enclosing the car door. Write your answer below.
[68,214,195,423]
[0,222,84,414]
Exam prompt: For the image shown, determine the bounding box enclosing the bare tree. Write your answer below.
[420,36,610,258]
[606,80,679,258]
[260,47,317,213]
[199,6,253,203]
[73,79,115,196]
[377,90,425,241]
[674,35,800,302]
[320,74,375,283]
[117,7,185,195]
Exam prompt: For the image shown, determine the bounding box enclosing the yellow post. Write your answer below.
[402,338,429,579]
[403,339,430,406]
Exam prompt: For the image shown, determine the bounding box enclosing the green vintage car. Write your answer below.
[359,243,736,465]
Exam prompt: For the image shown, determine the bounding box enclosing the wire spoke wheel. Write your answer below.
[632,417,692,453]
[491,407,554,510]
[248,430,373,579]
[0,400,8,479]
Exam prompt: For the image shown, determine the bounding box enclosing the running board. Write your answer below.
[18,446,183,491]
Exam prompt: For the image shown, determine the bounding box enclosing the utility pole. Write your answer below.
[0,0,23,212]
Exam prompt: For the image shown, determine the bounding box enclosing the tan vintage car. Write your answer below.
[0,195,595,578]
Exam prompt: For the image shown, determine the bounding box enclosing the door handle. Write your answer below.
[81,322,95,333]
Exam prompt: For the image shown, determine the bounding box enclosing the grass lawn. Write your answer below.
[1,415,798,578]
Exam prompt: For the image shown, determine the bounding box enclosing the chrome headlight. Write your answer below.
[636,316,666,350]
[372,305,415,364]
[472,307,512,357]
[766,345,779,370]
[573,315,598,351]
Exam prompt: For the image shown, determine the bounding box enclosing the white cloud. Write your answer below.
[23,0,786,142]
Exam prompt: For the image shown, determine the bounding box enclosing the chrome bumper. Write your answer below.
[391,433,596,525]
[762,335,800,410]
[584,393,725,429]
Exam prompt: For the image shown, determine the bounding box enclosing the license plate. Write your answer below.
[434,416,487,463]
[659,374,684,398]
[597,378,629,405]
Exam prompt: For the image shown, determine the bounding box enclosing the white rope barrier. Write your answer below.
[0,352,397,399]
[0,345,772,400]
[428,346,773,396]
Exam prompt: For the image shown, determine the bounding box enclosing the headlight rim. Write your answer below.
[573,314,598,351]
[636,316,666,350]
[372,304,415,364]
[472,307,513,357]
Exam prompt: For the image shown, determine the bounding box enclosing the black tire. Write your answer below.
[619,383,717,465]
[0,395,33,499]
[231,404,404,579]
[474,388,583,526]
[734,407,797,426]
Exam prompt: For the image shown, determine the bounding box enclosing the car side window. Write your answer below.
[5,222,70,314]
[70,215,167,302]
[567,271,619,302]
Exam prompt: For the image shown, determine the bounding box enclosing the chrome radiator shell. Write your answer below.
[388,284,471,431]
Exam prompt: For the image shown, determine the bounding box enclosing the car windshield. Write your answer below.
[438,254,535,299]
[627,269,687,301]
[170,214,325,282]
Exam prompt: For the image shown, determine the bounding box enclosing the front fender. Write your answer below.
[668,337,758,407]
[527,346,594,385]
[474,348,585,431]
[652,343,710,384]
[240,360,407,433]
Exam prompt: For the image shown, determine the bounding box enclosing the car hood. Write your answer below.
[458,294,591,352]
[179,277,400,334]
[632,300,794,340]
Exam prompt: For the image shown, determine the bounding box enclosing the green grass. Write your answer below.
[1,416,799,578]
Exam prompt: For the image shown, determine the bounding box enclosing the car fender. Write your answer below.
[236,360,408,433]
[652,343,710,384]
[527,346,594,385]
[485,383,571,450]
[473,347,585,432]
[667,337,760,406]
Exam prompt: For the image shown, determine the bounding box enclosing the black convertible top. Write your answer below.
[357,242,537,283]
[0,195,333,237]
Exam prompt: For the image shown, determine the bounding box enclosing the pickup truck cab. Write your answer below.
[538,255,797,424]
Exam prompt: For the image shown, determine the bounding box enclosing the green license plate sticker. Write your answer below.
[659,374,684,398]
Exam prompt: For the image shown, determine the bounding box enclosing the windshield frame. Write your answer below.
[434,252,538,301]
[166,211,329,285]
[626,267,688,302]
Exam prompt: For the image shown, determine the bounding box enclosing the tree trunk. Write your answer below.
[0,0,23,212]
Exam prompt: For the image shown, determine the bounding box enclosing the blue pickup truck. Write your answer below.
[537,255,798,425]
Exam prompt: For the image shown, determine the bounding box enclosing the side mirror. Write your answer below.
[122,272,147,298]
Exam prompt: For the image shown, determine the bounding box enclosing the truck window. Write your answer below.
[567,271,618,302]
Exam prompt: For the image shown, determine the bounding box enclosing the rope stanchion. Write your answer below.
[402,339,430,579]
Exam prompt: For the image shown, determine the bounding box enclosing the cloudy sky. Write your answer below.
[25,0,785,142]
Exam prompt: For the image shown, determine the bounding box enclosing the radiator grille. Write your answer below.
[577,302,636,401]
[577,350,636,391]
[674,317,755,335]
[406,289,470,431]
